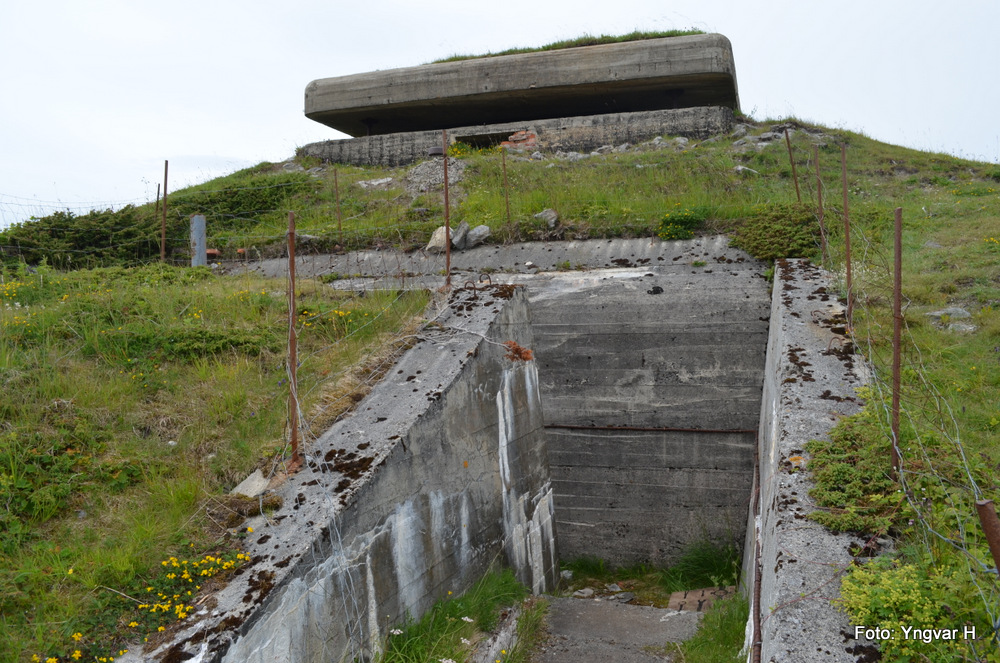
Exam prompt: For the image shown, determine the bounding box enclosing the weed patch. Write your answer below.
[728,203,820,260]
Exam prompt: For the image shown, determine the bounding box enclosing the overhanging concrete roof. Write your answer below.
[305,33,739,137]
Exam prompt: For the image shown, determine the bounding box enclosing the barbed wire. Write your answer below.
[828,203,1000,656]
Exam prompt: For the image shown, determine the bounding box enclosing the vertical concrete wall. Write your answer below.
[527,237,770,565]
[299,107,734,167]
[132,286,557,663]
[743,259,873,662]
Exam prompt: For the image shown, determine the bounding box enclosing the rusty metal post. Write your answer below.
[154,183,161,261]
[814,145,829,265]
[443,129,452,288]
[287,211,301,469]
[784,129,801,203]
[502,147,512,230]
[333,168,343,248]
[890,207,903,479]
[161,160,169,262]
[976,500,1000,573]
[841,144,853,326]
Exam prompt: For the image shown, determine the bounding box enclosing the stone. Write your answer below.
[605,583,621,592]
[672,137,690,147]
[730,124,750,138]
[615,592,635,603]
[451,221,471,250]
[231,469,269,498]
[560,570,574,581]
[531,151,545,160]
[923,240,943,249]
[465,225,491,249]
[534,208,559,229]
[357,177,393,189]
[426,226,450,253]
[926,307,972,320]
[573,588,595,598]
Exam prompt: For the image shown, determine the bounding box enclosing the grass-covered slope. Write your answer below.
[0,263,428,662]
[2,118,1000,661]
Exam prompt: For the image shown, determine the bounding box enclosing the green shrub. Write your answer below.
[840,556,992,662]
[805,403,901,534]
[728,203,819,260]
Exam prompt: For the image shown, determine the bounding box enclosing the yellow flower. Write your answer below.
[71,632,83,641]
[158,626,166,632]
[246,527,253,533]
[72,651,82,660]
[67,568,74,575]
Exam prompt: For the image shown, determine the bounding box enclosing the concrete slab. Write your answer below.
[305,34,738,137]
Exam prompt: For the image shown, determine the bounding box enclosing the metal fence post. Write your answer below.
[891,207,903,479]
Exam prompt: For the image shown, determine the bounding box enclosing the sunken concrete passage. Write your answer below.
[237,236,770,567]
[742,259,873,662]
[299,106,734,167]
[527,247,770,566]
[304,34,739,137]
[128,286,558,663]
[534,597,702,662]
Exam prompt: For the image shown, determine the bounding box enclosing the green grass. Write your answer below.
[671,594,749,663]
[376,568,531,663]
[0,262,428,662]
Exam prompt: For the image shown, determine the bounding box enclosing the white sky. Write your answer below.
[1,0,998,228]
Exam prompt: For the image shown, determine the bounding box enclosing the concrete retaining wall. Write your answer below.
[298,106,734,167]
[130,286,557,663]
[743,259,875,662]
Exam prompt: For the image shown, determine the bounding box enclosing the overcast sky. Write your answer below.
[1,0,998,228]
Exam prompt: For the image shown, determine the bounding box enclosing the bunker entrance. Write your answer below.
[453,131,522,149]
[527,263,769,567]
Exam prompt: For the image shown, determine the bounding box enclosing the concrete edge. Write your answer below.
[743,258,876,662]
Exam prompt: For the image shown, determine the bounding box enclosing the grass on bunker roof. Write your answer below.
[3,115,1000,661]
[429,28,706,63]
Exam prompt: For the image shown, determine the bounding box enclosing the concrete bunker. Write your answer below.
[299,33,740,167]
[134,239,867,662]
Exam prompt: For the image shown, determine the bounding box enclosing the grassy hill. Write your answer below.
[2,118,999,662]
